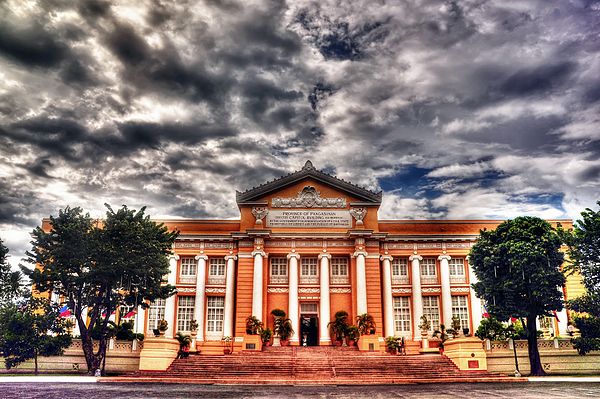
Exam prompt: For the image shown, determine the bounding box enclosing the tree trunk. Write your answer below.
[526,314,546,376]
[34,352,38,375]
[80,332,107,375]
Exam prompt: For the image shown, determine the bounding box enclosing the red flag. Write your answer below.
[124,310,136,318]
[59,305,71,317]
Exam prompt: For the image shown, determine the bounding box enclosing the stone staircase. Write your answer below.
[130,346,511,384]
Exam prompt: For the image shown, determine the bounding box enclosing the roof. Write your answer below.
[236,160,383,204]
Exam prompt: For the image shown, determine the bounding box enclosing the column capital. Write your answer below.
[380,254,393,262]
[318,253,331,260]
[168,254,180,261]
[409,254,422,262]
[195,254,208,261]
[352,250,368,258]
[438,254,452,261]
[287,252,300,260]
[224,254,238,261]
[252,250,267,258]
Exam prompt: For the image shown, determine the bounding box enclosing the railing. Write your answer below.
[207,276,226,285]
[420,276,439,285]
[179,276,196,284]
[269,275,289,285]
[450,275,467,284]
[300,275,319,285]
[69,339,143,353]
[392,276,410,285]
[485,338,574,352]
[330,275,350,285]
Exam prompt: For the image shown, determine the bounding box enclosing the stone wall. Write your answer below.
[1,339,141,374]
[486,339,600,375]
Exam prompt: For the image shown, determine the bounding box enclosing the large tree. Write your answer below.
[469,216,566,376]
[0,238,23,302]
[23,205,178,375]
[561,201,600,354]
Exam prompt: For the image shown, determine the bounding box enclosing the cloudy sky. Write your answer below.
[1,0,599,266]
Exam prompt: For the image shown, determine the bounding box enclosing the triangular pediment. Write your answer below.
[236,160,382,205]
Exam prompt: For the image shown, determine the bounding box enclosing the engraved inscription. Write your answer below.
[266,210,352,228]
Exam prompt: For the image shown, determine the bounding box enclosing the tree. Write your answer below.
[561,201,600,354]
[0,238,24,302]
[469,216,566,376]
[0,298,72,374]
[22,205,178,375]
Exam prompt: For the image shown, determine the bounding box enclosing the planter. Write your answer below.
[347,339,356,347]
[280,339,290,347]
[223,348,231,355]
[334,340,343,347]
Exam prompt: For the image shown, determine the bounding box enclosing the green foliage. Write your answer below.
[0,238,24,303]
[571,314,600,355]
[328,310,349,342]
[346,325,360,342]
[475,317,507,341]
[0,297,72,373]
[260,327,273,344]
[270,308,286,318]
[277,318,294,341]
[356,313,376,335]
[469,216,566,375]
[157,319,168,332]
[418,315,431,331]
[385,336,400,352]
[175,332,192,349]
[245,316,263,335]
[450,316,461,333]
[21,205,178,375]
[433,324,450,348]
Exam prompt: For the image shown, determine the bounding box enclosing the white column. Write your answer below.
[164,254,179,338]
[318,253,332,345]
[467,257,483,333]
[354,250,368,316]
[134,306,146,334]
[409,254,423,340]
[381,255,394,338]
[287,252,300,345]
[223,254,237,338]
[251,250,266,320]
[194,254,208,342]
[439,254,453,327]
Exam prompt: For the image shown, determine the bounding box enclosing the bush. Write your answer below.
[475,317,507,341]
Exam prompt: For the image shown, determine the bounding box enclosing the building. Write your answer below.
[59,161,576,351]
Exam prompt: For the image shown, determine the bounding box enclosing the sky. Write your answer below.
[1,0,599,268]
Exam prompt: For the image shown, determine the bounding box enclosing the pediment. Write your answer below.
[236,161,382,206]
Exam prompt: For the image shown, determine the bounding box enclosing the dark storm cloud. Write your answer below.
[498,62,576,97]
[0,21,69,68]
[117,121,238,147]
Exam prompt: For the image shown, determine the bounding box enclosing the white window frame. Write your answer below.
[422,296,440,331]
[206,296,225,339]
[451,295,470,330]
[180,257,197,277]
[420,258,438,284]
[391,258,409,284]
[448,258,466,283]
[177,296,195,332]
[208,258,226,285]
[330,257,349,285]
[393,296,411,337]
[270,257,288,284]
[300,257,318,284]
[147,298,166,331]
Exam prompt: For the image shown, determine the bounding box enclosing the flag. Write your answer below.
[59,305,71,318]
[101,309,116,318]
[124,310,136,318]
[482,306,489,318]
[510,317,518,323]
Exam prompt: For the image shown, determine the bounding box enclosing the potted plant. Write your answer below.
[270,309,286,346]
[385,336,400,354]
[260,327,273,347]
[433,324,450,354]
[176,332,191,358]
[328,310,349,346]
[346,325,360,346]
[450,316,462,338]
[245,315,263,335]
[356,313,376,336]
[277,317,294,346]
[222,336,233,354]
[190,319,199,335]
[157,319,168,336]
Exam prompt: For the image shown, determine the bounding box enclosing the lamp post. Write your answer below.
[507,324,521,377]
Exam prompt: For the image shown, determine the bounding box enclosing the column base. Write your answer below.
[319,339,332,346]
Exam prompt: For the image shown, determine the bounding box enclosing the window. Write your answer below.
[449,258,466,283]
[206,296,225,334]
[330,257,349,284]
[177,296,195,331]
[420,258,438,284]
[393,297,411,335]
[180,257,197,276]
[451,296,470,330]
[148,298,166,331]
[391,258,409,284]
[208,258,226,285]
[422,296,440,331]
[270,257,288,284]
[300,257,318,284]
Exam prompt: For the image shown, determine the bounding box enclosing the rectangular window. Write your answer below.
[180,257,197,276]
[147,298,166,331]
[206,296,225,334]
[330,257,349,284]
[391,258,409,284]
[451,296,470,330]
[448,258,466,283]
[422,296,440,331]
[300,257,318,284]
[393,296,411,335]
[270,257,288,284]
[420,258,438,284]
[208,258,226,285]
[177,296,195,332]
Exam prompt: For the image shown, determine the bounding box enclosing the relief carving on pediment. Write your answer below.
[271,186,346,208]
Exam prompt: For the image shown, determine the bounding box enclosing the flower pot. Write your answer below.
[348,339,356,347]
[280,340,290,346]
[223,348,231,355]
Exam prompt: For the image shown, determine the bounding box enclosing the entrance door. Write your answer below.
[300,315,319,346]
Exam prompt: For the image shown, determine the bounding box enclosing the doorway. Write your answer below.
[300,314,319,346]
